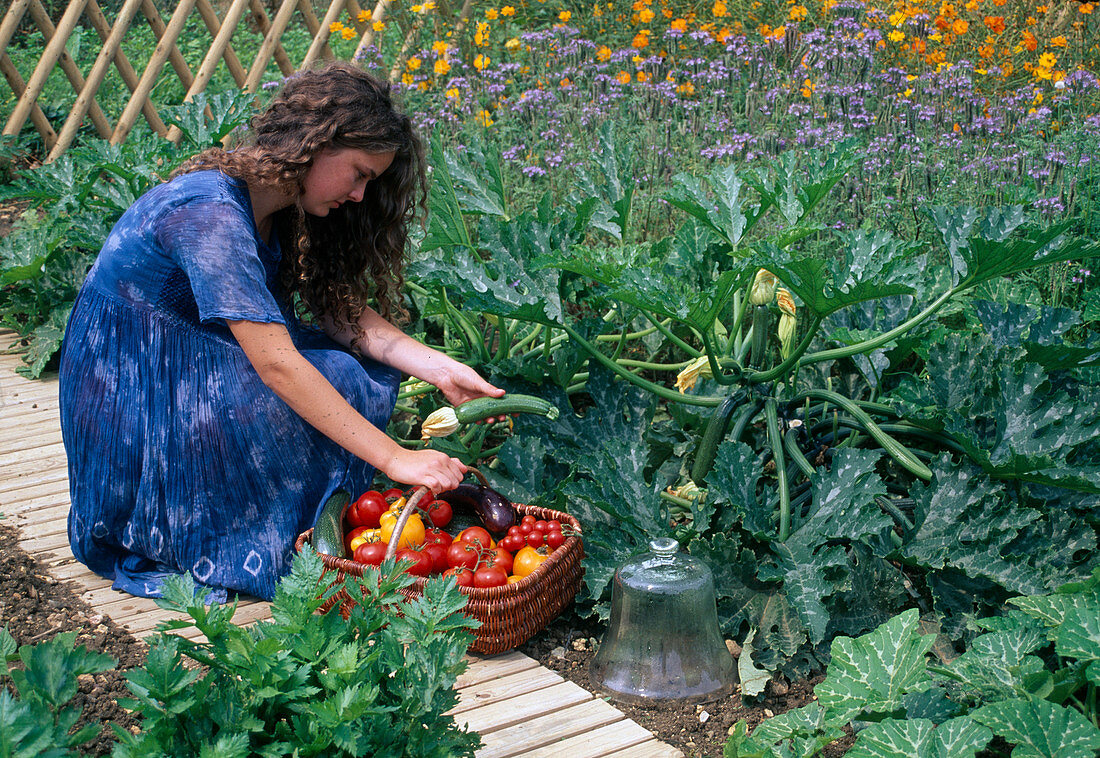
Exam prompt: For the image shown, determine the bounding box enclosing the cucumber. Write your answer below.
[454,394,560,423]
[312,489,351,558]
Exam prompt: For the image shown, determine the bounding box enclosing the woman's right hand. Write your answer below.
[382,448,467,494]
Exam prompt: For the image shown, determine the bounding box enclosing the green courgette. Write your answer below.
[312,489,351,558]
[454,394,560,423]
[690,390,747,484]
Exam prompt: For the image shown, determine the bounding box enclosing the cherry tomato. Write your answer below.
[521,515,537,528]
[514,546,548,578]
[354,541,388,566]
[443,567,475,587]
[526,531,545,549]
[473,565,508,588]
[506,525,524,538]
[535,520,550,532]
[458,526,492,550]
[487,547,513,575]
[500,534,526,553]
[518,522,535,536]
[347,491,388,528]
[447,541,479,570]
[396,548,433,577]
[421,543,449,574]
[423,527,452,546]
[547,520,562,532]
[545,530,566,551]
[423,499,453,528]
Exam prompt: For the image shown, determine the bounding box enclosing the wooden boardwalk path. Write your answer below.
[0,331,682,758]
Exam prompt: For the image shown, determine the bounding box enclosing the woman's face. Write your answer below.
[300,147,396,217]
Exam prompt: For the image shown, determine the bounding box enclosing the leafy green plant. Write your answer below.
[0,627,117,757]
[0,94,258,377]
[724,571,1100,757]
[404,138,1100,682]
[110,551,481,758]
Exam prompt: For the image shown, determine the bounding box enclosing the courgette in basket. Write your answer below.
[312,489,351,558]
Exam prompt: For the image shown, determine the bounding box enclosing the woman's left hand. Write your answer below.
[435,361,507,422]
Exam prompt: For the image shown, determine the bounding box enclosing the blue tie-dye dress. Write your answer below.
[59,170,400,602]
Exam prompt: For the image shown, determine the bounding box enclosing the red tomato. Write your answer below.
[506,525,524,538]
[443,567,475,587]
[423,527,452,546]
[487,547,513,575]
[534,520,550,532]
[382,488,404,501]
[526,531,545,549]
[500,534,526,553]
[474,565,508,588]
[396,548,432,577]
[458,526,492,550]
[547,520,562,532]
[348,491,388,528]
[423,499,453,528]
[421,543,449,574]
[354,541,388,566]
[518,522,535,536]
[521,515,537,527]
[447,541,479,570]
[545,530,566,551]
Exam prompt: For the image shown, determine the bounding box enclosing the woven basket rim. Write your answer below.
[295,502,583,599]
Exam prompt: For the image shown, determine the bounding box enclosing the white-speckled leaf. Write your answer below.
[815,609,935,723]
[1056,603,1100,664]
[972,697,1100,758]
[848,717,991,758]
[738,629,772,699]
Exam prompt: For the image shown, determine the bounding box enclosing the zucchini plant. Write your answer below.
[407,135,1100,680]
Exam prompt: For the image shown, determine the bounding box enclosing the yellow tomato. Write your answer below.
[348,528,381,553]
[380,512,425,549]
[513,546,547,578]
[507,575,524,584]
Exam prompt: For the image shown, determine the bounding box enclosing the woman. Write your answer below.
[59,62,502,602]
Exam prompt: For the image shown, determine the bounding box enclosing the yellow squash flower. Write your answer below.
[675,356,714,394]
[420,407,459,441]
[750,269,779,306]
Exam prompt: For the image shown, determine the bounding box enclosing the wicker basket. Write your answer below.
[294,473,584,656]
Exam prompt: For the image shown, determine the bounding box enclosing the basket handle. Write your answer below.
[383,466,488,562]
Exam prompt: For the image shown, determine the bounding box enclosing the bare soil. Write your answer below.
[519,608,854,758]
[0,522,144,755]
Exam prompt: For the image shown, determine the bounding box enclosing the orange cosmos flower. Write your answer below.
[1022,30,1037,51]
[983,15,1004,33]
[952,18,968,34]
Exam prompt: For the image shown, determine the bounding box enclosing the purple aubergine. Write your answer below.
[436,483,516,534]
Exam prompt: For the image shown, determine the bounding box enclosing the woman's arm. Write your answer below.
[323,306,505,408]
[228,319,467,493]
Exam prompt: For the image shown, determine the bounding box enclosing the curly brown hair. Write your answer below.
[175,61,426,336]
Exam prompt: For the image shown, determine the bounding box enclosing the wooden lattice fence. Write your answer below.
[0,0,417,162]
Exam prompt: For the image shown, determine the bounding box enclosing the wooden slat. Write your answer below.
[3,0,88,137]
[194,0,247,86]
[601,742,686,757]
[299,0,344,70]
[111,0,198,143]
[0,0,31,52]
[139,0,195,92]
[47,0,144,160]
[456,650,541,689]
[0,55,58,148]
[451,667,563,714]
[245,0,295,86]
[26,0,113,139]
[523,719,660,757]
[82,0,168,140]
[476,699,626,758]
[456,681,593,734]
[244,0,299,92]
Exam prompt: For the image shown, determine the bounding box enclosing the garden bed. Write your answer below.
[3,517,855,757]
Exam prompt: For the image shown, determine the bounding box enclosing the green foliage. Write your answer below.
[111,551,480,757]
[0,627,117,757]
[726,576,1100,758]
